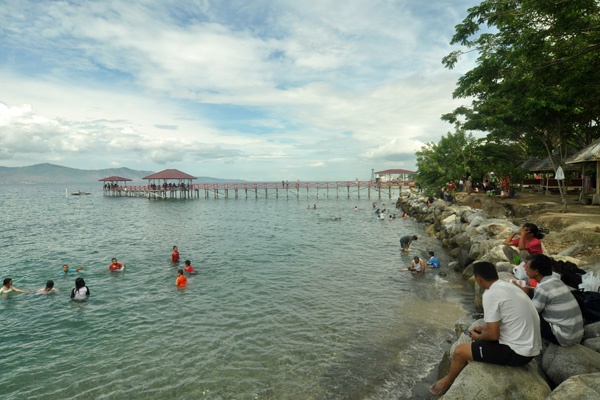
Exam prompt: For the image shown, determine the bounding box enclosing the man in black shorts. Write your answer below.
[430,261,542,396]
[399,235,417,251]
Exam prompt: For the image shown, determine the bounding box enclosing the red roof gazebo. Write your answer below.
[99,176,132,187]
[143,169,197,188]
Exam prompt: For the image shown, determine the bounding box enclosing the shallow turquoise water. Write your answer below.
[0,184,470,399]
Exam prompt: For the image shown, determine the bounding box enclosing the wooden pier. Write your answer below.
[102,181,415,200]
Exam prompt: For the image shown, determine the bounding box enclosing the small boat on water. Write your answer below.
[72,191,92,196]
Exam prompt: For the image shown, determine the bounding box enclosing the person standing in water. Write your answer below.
[171,246,180,263]
[0,278,28,294]
[70,277,90,301]
[176,269,188,288]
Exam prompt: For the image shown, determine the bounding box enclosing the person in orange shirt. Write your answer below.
[176,269,187,288]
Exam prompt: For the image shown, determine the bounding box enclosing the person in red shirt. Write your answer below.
[171,246,180,263]
[109,258,125,271]
[503,223,545,264]
[183,260,197,275]
[176,269,187,288]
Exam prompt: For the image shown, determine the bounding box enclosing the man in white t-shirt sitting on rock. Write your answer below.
[430,261,542,396]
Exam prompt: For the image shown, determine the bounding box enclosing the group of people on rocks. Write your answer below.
[1,246,198,301]
[429,222,585,396]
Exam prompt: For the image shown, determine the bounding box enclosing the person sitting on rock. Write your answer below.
[502,222,545,264]
[514,254,584,346]
[430,261,541,396]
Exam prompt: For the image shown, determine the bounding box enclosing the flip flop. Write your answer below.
[429,382,448,396]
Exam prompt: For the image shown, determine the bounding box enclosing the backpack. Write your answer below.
[551,258,586,289]
[571,289,600,324]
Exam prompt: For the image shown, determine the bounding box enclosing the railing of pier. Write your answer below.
[102,180,415,200]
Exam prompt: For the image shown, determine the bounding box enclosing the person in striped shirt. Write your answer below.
[517,254,584,346]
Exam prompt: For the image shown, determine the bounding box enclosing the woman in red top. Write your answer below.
[503,222,545,263]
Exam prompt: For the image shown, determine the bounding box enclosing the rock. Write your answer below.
[542,343,600,386]
[495,261,513,273]
[442,361,551,400]
[584,321,600,340]
[583,337,600,353]
[557,244,585,257]
[545,372,600,400]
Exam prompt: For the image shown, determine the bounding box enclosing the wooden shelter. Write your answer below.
[566,138,600,204]
[99,175,132,196]
[373,169,415,183]
[143,169,197,198]
[99,175,132,185]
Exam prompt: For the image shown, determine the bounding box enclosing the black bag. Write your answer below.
[571,289,600,324]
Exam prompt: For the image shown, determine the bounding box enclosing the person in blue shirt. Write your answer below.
[427,251,440,268]
[57,264,84,275]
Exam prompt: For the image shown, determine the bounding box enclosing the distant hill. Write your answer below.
[0,163,242,184]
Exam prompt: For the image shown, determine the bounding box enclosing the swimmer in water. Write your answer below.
[37,280,59,294]
[176,269,188,288]
[109,258,125,271]
[171,245,180,263]
[183,260,197,275]
[71,277,90,301]
[58,264,84,275]
[0,278,28,294]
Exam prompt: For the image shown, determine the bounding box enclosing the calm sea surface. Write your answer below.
[0,184,471,399]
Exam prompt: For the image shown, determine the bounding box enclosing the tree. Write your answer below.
[443,0,600,211]
[415,129,524,195]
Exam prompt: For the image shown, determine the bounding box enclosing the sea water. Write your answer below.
[0,184,472,399]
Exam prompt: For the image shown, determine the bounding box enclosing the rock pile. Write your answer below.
[397,192,600,399]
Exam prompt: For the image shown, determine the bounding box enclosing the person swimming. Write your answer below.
[37,280,59,294]
[109,258,125,271]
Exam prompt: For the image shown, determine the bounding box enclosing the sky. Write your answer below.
[0,0,478,181]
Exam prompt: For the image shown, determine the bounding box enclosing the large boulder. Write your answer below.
[584,321,600,339]
[542,343,600,386]
[583,337,600,353]
[441,361,550,400]
[545,372,600,400]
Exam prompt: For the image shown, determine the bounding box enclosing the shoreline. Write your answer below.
[399,190,600,399]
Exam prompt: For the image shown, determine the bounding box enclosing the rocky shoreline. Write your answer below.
[397,191,600,399]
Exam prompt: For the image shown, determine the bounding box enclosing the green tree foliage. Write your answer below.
[415,129,524,195]
[441,0,600,210]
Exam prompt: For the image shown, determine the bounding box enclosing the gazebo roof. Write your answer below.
[99,176,132,182]
[143,169,197,180]
[566,138,600,164]
[519,157,542,170]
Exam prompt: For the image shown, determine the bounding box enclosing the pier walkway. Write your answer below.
[102,180,414,200]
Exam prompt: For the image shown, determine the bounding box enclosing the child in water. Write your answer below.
[183,260,197,275]
[171,246,180,263]
[109,258,125,271]
[176,269,188,288]
[0,278,28,294]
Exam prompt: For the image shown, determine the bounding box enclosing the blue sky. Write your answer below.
[0,0,477,181]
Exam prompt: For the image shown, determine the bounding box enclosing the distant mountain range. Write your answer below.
[0,163,240,184]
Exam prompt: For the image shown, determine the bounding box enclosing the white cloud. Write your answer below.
[0,0,474,180]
